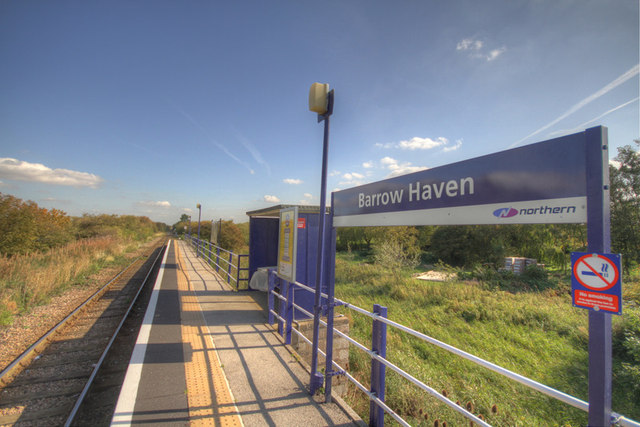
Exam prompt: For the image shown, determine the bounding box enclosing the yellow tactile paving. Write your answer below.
[176,244,243,427]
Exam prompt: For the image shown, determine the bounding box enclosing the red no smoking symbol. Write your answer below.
[573,254,619,291]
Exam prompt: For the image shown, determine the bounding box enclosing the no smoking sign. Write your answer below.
[571,252,622,315]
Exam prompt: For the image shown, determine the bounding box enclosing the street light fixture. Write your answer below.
[308,83,334,399]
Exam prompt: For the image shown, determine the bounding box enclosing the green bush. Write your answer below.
[613,306,640,405]
[458,264,557,293]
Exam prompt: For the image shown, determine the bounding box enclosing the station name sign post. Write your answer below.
[332,126,613,425]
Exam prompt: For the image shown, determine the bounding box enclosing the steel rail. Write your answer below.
[63,242,167,426]
[0,254,145,387]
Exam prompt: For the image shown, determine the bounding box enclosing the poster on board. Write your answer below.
[277,207,298,282]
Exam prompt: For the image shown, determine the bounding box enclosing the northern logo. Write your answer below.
[493,207,518,218]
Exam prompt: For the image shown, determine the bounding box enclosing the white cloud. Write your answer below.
[329,170,341,177]
[343,172,365,180]
[375,142,393,149]
[183,208,194,213]
[398,136,448,150]
[339,171,367,187]
[299,192,314,205]
[380,156,427,177]
[486,47,506,61]
[387,165,427,177]
[457,38,483,51]
[362,161,374,168]
[264,195,280,203]
[139,200,171,208]
[442,139,463,152]
[0,158,103,188]
[610,160,621,169]
[377,136,459,152]
[380,156,397,166]
[457,38,506,62]
[283,178,303,185]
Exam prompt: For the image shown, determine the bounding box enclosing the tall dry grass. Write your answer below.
[0,236,128,324]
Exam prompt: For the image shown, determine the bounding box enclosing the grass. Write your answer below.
[334,252,640,426]
[0,235,158,325]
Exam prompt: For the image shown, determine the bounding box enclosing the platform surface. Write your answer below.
[112,239,357,426]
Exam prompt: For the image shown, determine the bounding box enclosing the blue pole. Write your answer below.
[324,200,338,403]
[196,204,202,257]
[268,269,276,325]
[585,125,612,427]
[370,304,387,427]
[278,280,286,337]
[310,89,334,394]
[285,280,293,345]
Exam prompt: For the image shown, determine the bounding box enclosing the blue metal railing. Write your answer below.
[185,235,249,289]
[266,269,640,427]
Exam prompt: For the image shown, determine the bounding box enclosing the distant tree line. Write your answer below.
[172,214,249,253]
[338,141,640,271]
[0,193,167,257]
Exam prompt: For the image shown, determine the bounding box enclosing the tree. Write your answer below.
[610,140,640,270]
[218,220,246,252]
[371,226,420,271]
[0,193,73,256]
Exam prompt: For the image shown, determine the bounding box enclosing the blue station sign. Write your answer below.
[333,131,589,227]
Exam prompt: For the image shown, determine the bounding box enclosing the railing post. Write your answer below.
[324,212,337,403]
[285,281,294,345]
[216,247,220,272]
[370,304,387,427]
[227,253,233,284]
[278,280,287,337]
[268,270,276,325]
[236,255,241,289]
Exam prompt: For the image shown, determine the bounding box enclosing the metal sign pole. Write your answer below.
[310,90,334,394]
[585,125,612,426]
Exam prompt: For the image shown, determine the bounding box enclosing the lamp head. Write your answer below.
[309,83,330,114]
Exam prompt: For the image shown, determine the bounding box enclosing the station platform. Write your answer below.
[111,239,360,426]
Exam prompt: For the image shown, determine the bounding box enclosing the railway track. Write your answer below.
[0,239,167,426]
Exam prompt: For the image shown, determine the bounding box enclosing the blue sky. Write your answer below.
[1,1,638,225]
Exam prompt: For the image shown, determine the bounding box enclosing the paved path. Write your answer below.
[176,240,358,426]
[112,239,359,426]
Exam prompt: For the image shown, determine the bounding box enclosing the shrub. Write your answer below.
[460,264,556,293]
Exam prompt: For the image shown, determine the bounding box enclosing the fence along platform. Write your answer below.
[112,239,359,426]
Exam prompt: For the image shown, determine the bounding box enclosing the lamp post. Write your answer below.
[308,83,334,397]
[196,204,202,257]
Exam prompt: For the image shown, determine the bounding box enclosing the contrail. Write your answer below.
[510,64,640,148]
[548,97,639,137]
[177,108,255,174]
[233,128,271,176]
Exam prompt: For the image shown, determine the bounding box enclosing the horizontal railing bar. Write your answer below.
[270,310,285,324]
[369,349,491,426]
[617,416,640,427]
[373,314,589,412]
[272,271,640,425]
